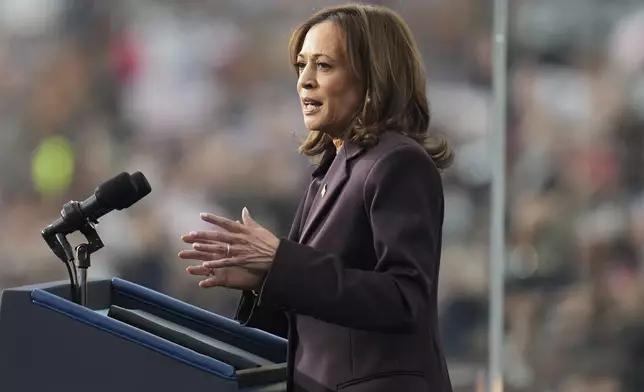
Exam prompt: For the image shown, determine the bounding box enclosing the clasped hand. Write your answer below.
[179,207,279,290]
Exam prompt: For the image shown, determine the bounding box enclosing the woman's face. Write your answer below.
[296,21,362,137]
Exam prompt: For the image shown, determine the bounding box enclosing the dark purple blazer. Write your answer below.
[235,131,453,392]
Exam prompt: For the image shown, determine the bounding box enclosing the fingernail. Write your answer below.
[200,212,208,217]
[192,243,202,249]
[189,231,197,236]
[242,207,249,215]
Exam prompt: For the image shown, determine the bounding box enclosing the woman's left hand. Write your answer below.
[179,207,280,290]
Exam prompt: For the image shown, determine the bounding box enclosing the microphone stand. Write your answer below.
[75,244,91,307]
[42,200,105,307]
[54,233,78,303]
[73,219,104,307]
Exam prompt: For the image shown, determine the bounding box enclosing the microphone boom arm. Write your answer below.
[41,200,105,305]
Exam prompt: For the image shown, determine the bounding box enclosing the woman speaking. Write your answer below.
[179,4,454,391]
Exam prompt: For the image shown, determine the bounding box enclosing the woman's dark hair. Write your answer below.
[289,4,454,169]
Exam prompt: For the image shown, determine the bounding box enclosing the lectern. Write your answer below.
[0,278,287,392]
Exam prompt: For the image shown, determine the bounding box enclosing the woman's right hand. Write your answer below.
[179,208,276,291]
[182,260,266,291]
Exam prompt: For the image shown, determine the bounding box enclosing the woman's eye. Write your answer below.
[317,62,331,70]
[295,62,306,70]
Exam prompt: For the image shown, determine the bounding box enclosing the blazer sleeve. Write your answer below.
[233,192,308,338]
[256,145,443,334]
[235,290,289,338]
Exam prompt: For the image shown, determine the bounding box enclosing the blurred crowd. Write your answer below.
[1,0,644,391]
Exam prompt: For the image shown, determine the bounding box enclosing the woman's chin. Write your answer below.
[304,119,323,132]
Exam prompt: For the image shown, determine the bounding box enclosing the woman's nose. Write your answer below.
[298,66,317,90]
[300,79,315,90]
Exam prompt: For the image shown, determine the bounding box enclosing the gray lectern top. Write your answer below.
[0,278,287,392]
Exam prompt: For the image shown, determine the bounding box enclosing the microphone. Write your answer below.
[41,171,152,306]
[42,172,151,238]
[130,171,152,204]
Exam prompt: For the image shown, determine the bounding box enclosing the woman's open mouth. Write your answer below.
[302,98,322,115]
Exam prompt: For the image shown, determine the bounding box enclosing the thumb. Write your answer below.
[241,207,257,227]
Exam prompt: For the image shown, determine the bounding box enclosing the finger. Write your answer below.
[182,230,244,244]
[181,231,218,242]
[180,249,230,262]
[181,237,217,245]
[178,250,217,262]
[200,213,248,234]
[202,258,244,269]
[192,242,244,256]
[198,267,231,288]
[185,265,212,276]
[241,207,257,227]
[199,276,226,288]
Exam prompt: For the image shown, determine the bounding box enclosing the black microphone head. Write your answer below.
[131,171,151,198]
[124,171,152,208]
[94,172,140,210]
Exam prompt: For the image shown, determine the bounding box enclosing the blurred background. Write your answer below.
[1,0,644,390]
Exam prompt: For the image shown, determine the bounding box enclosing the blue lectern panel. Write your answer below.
[111,278,286,345]
[0,278,287,391]
[110,278,287,363]
[31,288,237,379]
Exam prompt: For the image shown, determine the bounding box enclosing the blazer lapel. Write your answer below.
[299,142,363,244]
